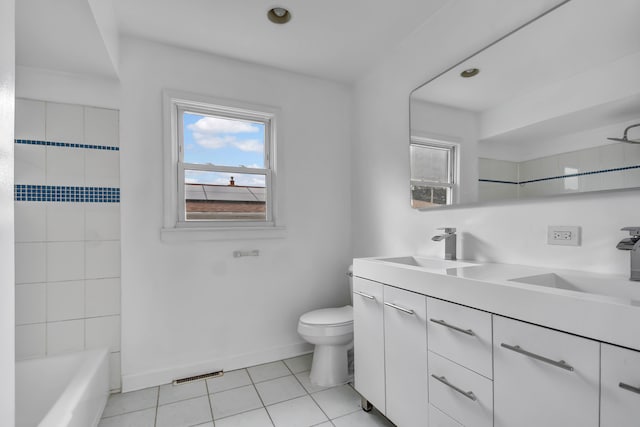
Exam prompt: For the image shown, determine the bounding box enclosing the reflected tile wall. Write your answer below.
[480,143,640,200]
[13,99,122,392]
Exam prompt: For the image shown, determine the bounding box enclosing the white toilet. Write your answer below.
[297,267,354,387]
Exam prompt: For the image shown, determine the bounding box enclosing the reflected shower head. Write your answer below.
[607,123,640,144]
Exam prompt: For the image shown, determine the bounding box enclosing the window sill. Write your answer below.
[160,225,287,242]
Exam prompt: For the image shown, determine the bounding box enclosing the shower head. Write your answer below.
[607,123,640,144]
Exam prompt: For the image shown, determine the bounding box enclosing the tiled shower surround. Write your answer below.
[479,142,640,201]
[14,99,121,391]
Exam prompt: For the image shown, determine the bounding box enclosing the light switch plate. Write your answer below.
[547,225,581,246]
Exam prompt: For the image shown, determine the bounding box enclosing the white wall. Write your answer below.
[119,37,352,390]
[352,0,640,274]
[0,0,15,423]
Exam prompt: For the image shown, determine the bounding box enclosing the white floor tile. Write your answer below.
[99,408,156,427]
[210,384,263,420]
[295,371,332,394]
[331,409,394,427]
[248,361,291,383]
[283,354,313,374]
[267,395,328,427]
[102,387,158,418]
[159,380,208,405]
[312,423,333,427]
[156,395,213,427]
[215,408,274,427]
[311,385,361,419]
[255,375,307,406]
[207,369,252,393]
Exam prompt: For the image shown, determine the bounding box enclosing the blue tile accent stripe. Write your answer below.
[15,185,120,203]
[480,164,640,185]
[15,139,119,151]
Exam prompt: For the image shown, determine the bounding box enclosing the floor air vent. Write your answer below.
[173,370,224,385]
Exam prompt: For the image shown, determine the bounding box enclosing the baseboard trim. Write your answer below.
[121,342,313,392]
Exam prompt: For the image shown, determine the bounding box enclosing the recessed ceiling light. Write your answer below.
[460,68,480,78]
[267,7,291,24]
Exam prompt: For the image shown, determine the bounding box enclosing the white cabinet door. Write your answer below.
[493,316,599,427]
[383,285,428,427]
[352,277,385,412]
[601,343,640,426]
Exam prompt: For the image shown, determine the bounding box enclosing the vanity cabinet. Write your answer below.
[493,316,600,427]
[352,277,385,412]
[383,286,428,426]
[600,344,640,426]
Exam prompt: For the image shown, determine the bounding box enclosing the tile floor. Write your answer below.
[99,354,394,427]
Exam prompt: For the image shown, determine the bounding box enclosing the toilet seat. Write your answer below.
[298,306,353,338]
[299,306,353,327]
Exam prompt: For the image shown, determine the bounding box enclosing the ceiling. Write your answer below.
[16,0,452,83]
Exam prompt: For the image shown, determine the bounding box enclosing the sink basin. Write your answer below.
[509,272,640,303]
[378,256,478,270]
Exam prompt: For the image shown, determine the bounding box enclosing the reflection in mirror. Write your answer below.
[409,0,640,208]
[410,138,456,208]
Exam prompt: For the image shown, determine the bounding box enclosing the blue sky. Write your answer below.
[183,112,266,186]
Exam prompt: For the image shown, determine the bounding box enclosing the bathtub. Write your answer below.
[16,348,110,427]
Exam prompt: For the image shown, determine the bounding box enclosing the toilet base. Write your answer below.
[309,342,353,387]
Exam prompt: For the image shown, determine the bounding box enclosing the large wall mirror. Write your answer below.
[409,0,640,209]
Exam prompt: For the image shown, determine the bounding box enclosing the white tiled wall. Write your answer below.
[479,143,640,201]
[14,99,122,392]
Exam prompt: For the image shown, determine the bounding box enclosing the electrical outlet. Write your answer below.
[548,226,581,246]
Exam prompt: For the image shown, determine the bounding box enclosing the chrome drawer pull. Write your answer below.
[429,318,475,336]
[500,343,574,372]
[384,302,415,315]
[619,382,640,395]
[431,374,477,401]
[353,290,375,300]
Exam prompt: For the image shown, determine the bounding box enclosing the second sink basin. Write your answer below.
[509,272,640,303]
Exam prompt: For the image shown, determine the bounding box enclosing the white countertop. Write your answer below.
[353,256,640,351]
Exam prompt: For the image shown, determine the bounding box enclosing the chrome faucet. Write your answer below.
[617,227,640,281]
[432,227,457,260]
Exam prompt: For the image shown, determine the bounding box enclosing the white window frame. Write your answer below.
[409,136,458,208]
[162,90,286,241]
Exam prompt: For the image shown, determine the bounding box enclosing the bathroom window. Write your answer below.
[410,138,456,208]
[162,91,284,240]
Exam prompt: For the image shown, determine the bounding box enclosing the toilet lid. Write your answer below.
[299,306,353,327]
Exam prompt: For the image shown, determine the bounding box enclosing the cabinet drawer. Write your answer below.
[427,298,493,378]
[429,404,463,427]
[428,351,493,427]
[601,344,640,427]
[493,316,599,427]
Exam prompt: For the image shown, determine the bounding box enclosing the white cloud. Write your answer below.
[188,116,260,134]
[232,139,264,153]
[187,117,263,152]
[191,134,236,149]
